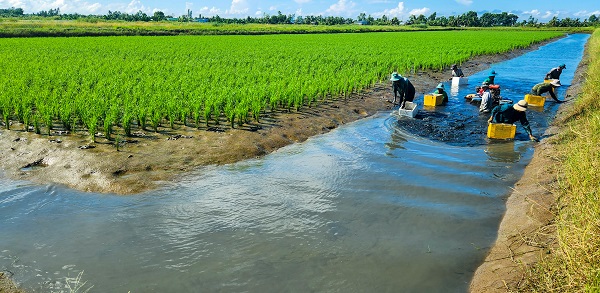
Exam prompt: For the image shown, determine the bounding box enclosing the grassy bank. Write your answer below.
[522,28,600,291]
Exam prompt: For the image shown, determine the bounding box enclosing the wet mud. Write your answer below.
[396,110,489,146]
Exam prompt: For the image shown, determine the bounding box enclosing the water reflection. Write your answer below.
[485,141,521,163]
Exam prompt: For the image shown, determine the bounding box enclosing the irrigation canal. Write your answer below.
[0,33,589,292]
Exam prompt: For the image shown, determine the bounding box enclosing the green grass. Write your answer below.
[520,28,600,292]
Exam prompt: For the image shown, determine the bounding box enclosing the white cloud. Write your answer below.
[541,10,557,19]
[325,0,356,16]
[198,6,222,16]
[524,9,540,16]
[0,0,104,14]
[377,2,405,18]
[294,0,311,3]
[226,0,249,15]
[295,8,303,16]
[409,7,430,16]
[123,0,146,13]
[574,10,600,17]
[269,6,277,11]
[455,0,472,5]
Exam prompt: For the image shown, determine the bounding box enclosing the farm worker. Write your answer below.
[479,83,493,113]
[531,79,562,103]
[483,70,497,85]
[451,64,464,78]
[390,72,416,108]
[488,100,538,141]
[433,83,448,105]
[544,64,566,80]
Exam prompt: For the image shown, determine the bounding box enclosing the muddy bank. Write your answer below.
[0,38,560,195]
[468,38,589,292]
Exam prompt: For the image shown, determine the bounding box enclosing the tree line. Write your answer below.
[1,6,599,27]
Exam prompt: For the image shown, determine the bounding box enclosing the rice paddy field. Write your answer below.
[0,30,562,142]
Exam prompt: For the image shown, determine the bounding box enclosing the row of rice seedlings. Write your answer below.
[0,30,563,142]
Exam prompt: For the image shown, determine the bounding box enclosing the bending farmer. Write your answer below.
[390,72,415,108]
[531,79,562,102]
[488,100,537,141]
[451,64,464,78]
[545,64,566,80]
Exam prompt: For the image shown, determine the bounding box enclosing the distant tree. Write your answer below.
[357,13,367,22]
[152,11,166,21]
[547,16,560,27]
[37,7,60,17]
[0,7,24,17]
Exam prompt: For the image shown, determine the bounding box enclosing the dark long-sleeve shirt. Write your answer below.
[452,68,464,77]
[545,67,563,80]
[392,78,407,99]
[490,103,533,136]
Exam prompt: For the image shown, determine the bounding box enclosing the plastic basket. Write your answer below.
[487,123,516,140]
[423,94,444,106]
[451,77,468,86]
[398,101,418,118]
[525,94,545,107]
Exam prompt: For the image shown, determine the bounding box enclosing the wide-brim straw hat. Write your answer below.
[551,79,562,87]
[390,72,401,81]
[513,100,528,112]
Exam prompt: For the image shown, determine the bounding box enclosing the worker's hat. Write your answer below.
[559,64,566,69]
[551,79,562,87]
[436,83,444,89]
[489,70,497,76]
[513,100,528,112]
[390,72,401,81]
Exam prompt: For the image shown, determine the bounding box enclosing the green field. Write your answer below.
[0,30,562,141]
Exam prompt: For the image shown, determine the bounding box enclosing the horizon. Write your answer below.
[0,0,598,21]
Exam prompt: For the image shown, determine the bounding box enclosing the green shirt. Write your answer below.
[531,83,559,101]
[433,89,448,104]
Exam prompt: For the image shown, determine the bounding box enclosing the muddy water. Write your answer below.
[0,34,589,292]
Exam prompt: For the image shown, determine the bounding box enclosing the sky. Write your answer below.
[1,0,599,21]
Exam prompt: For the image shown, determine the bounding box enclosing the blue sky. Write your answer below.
[1,0,598,21]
